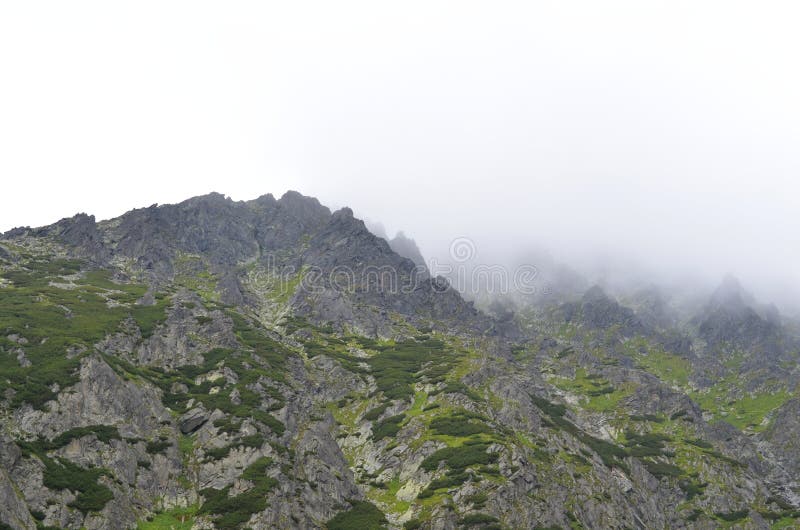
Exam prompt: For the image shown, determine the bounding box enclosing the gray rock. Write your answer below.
[179,408,209,434]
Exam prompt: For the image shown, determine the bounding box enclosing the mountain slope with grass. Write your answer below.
[0,192,798,530]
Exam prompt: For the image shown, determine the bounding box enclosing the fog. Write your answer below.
[2,1,799,311]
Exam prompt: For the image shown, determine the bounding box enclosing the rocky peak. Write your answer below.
[582,285,610,304]
[697,276,786,354]
[276,190,331,223]
[629,285,676,330]
[387,231,427,270]
[707,275,757,314]
[560,285,644,336]
[1,191,492,335]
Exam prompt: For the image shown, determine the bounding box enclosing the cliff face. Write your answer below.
[0,192,798,530]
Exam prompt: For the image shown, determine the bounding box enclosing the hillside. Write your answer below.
[0,192,798,530]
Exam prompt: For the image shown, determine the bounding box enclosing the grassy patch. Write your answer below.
[625,338,691,386]
[691,387,790,431]
[550,368,633,412]
[137,506,197,530]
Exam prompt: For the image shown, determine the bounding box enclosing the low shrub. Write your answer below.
[326,500,387,530]
[372,415,404,441]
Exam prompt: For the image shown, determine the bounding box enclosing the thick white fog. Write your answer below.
[1,1,799,310]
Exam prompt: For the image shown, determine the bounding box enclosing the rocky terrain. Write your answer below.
[0,191,799,529]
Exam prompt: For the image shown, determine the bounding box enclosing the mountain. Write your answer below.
[0,192,799,530]
[386,232,427,272]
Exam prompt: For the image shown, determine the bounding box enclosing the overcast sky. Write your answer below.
[1,1,799,306]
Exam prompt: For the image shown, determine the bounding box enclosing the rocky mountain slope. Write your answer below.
[0,192,798,529]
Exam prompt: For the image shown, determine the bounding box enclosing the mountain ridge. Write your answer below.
[1,191,799,530]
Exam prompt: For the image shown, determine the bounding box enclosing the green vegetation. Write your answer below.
[630,414,665,423]
[17,425,120,513]
[297,326,463,404]
[418,470,474,498]
[18,425,123,452]
[531,395,628,471]
[643,461,683,478]
[678,477,708,500]
[692,387,790,431]
[365,337,459,401]
[624,338,692,386]
[326,500,388,530]
[137,506,197,530]
[173,253,220,303]
[130,295,171,339]
[714,509,749,522]
[372,414,405,441]
[199,457,276,529]
[623,431,672,457]
[41,457,114,513]
[104,310,289,436]
[363,403,391,421]
[146,439,172,454]
[0,272,106,401]
[0,259,173,409]
[459,513,500,527]
[430,411,492,437]
[204,433,265,460]
[549,368,632,412]
[421,441,497,473]
[213,417,242,435]
[14,424,125,514]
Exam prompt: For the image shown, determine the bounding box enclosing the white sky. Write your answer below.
[1,1,799,305]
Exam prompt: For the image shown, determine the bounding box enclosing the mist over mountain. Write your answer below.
[3,1,800,528]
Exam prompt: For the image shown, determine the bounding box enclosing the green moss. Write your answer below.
[173,253,220,302]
